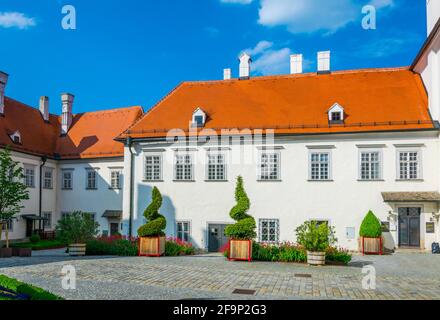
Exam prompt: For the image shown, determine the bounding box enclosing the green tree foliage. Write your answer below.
[224,176,256,240]
[359,210,382,238]
[56,211,99,244]
[295,221,337,252]
[137,187,167,237]
[0,148,30,248]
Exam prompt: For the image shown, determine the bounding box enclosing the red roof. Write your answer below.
[119,67,434,140]
[0,97,143,159]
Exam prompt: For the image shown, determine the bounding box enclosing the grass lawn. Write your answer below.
[0,275,62,300]
[10,239,66,251]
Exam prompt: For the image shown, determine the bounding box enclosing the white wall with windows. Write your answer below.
[124,131,440,251]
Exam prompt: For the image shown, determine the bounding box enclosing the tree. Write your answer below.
[0,148,29,248]
[224,176,256,240]
[56,211,100,244]
[359,210,382,238]
[137,187,167,237]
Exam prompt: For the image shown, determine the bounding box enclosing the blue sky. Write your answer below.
[0,0,427,115]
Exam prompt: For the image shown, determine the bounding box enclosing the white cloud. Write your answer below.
[220,0,254,4]
[353,33,420,58]
[252,47,292,75]
[243,40,274,56]
[0,12,36,29]
[369,0,394,9]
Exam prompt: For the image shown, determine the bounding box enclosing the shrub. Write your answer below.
[29,234,41,243]
[56,211,100,245]
[359,210,382,238]
[0,275,62,300]
[137,187,167,237]
[295,221,336,252]
[164,237,195,256]
[86,236,138,256]
[325,247,352,265]
[224,176,256,240]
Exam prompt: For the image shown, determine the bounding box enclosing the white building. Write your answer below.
[1,2,439,252]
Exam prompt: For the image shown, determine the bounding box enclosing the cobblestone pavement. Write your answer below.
[1,250,439,300]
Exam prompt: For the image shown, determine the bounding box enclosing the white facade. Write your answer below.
[427,0,440,35]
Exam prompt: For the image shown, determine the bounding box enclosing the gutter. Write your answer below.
[126,137,134,238]
[38,156,47,231]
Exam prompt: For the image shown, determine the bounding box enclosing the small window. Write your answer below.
[177,221,191,242]
[398,151,420,180]
[328,103,344,123]
[43,212,52,229]
[309,152,331,181]
[86,169,97,190]
[259,219,279,243]
[110,170,122,189]
[1,220,13,232]
[9,131,21,144]
[175,154,193,181]
[24,165,35,188]
[62,170,73,190]
[194,116,204,127]
[192,108,206,128]
[360,151,381,180]
[207,154,226,181]
[258,152,280,181]
[144,155,162,181]
[331,112,342,121]
[43,168,53,189]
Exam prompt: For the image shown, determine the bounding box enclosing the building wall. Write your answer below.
[125,131,440,251]
[427,0,440,35]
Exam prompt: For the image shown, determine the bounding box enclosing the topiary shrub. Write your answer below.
[137,187,167,237]
[224,176,256,240]
[359,210,382,238]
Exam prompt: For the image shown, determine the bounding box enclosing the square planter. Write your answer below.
[360,237,383,255]
[139,236,165,257]
[228,239,252,262]
[12,248,32,257]
[0,248,13,258]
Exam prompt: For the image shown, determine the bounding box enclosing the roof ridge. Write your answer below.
[73,105,143,116]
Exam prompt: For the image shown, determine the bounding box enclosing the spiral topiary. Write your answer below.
[137,187,167,237]
[224,176,256,240]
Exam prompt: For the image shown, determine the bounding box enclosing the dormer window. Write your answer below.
[9,130,21,145]
[328,103,344,124]
[192,108,207,128]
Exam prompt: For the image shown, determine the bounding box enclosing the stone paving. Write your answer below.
[0,249,439,300]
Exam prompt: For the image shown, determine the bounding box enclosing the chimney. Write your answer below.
[0,71,9,116]
[61,93,74,135]
[223,68,232,80]
[39,96,50,122]
[317,51,331,74]
[290,54,303,74]
[239,53,251,79]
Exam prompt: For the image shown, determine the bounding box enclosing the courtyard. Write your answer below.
[0,250,439,300]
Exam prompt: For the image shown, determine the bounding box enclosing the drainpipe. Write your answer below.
[126,137,134,238]
[38,156,47,231]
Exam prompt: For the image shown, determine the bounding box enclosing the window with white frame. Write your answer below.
[144,155,162,181]
[310,152,331,180]
[175,154,193,181]
[398,151,421,180]
[86,169,97,189]
[360,151,381,180]
[1,220,13,232]
[43,168,53,189]
[24,164,35,188]
[259,152,280,180]
[43,212,52,229]
[176,221,191,242]
[62,170,73,190]
[259,219,279,243]
[207,153,226,181]
[110,169,122,189]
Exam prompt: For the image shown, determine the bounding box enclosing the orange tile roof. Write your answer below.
[0,97,143,159]
[119,67,434,140]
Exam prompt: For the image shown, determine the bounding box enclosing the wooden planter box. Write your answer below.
[12,248,32,257]
[0,248,12,258]
[139,236,165,257]
[228,239,252,262]
[307,251,326,266]
[360,237,383,255]
[69,243,86,256]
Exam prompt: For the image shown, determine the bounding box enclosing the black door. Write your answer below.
[26,219,33,237]
[110,223,119,236]
[208,224,229,252]
[398,207,421,247]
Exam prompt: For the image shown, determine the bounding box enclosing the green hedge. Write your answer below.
[0,275,62,300]
[86,238,138,256]
[11,240,67,251]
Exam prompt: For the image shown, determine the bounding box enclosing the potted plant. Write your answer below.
[359,210,383,255]
[0,148,30,258]
[137,187,167,257]
[296,221,336,266]
[225,176,256,262]
[56,211,99,256]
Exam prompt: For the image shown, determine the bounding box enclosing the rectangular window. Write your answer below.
[43,212,52,229]
[62,171,73,190]
[360,151,381,180]
[24,165,35,188]
[1,220,13,232]
[86,170,97,189]
[207,154,226,181]
[398,151,420,180]
[110,170,122,189]
[144,155,162,181]
[331,112,342,121]
[43,168,53,189]
[310,152,330,180]
[176,221,191,242]
[259,219,279,243]
[175,154,193,181]
[259,153,280,180]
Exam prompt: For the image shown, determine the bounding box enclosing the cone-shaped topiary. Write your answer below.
[224,176,256,240]
[359,210,382,238]
[137,187,167,237]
